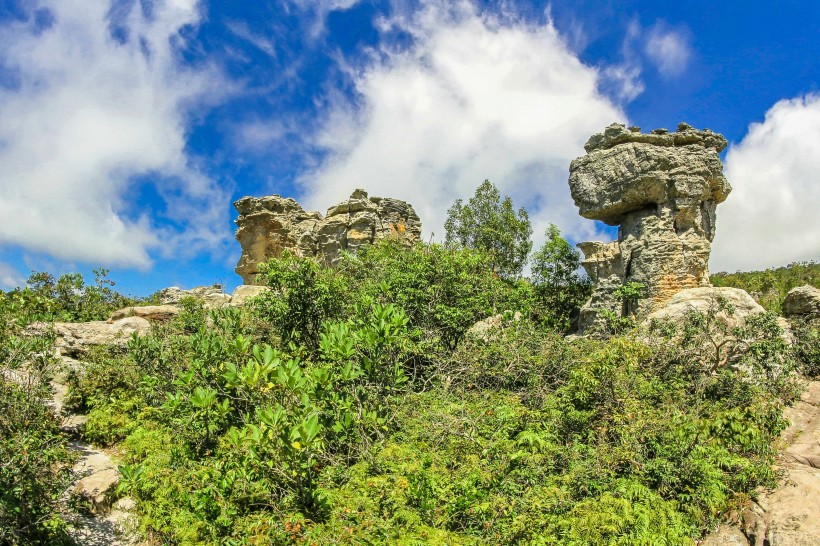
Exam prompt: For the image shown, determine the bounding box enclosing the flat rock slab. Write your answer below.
[73,467,119,515]
[108,305,179,322]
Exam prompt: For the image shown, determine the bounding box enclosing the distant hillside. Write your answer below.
[712,261,820,312]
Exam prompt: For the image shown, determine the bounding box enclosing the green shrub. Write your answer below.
[0,309,74,545]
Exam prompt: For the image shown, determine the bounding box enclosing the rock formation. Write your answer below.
[568,122,731,332]
[234,189,422,284]
[782,285,820,317]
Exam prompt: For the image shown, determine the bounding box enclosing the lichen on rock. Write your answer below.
[234,189,422,284]
[569,122,732,332]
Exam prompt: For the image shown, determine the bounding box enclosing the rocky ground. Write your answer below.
[50,359,140,546]
[702,380,820,546]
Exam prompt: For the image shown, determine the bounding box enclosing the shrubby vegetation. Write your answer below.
[712,260,820,312]
[0,291,75,545]
[2,183,817,545]
[42,243,813,545]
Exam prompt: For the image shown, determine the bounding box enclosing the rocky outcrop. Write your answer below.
[156,285,231,308]
[234,189,422,284]
[569,123,731,332]
[26,317,151,357]
[782,285,820,317]
[229,285,270,307]
[108,305,180,323]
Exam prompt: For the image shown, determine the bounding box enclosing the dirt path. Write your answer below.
[51,359,140,546]
[702,381,820,546]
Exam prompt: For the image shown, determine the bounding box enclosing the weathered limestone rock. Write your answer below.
[643,287,764,330]
[25,317,151,357]
[234,189,422,284]
[569,123,731,332]
[230,285,270,306]
[157,285,231,308]
[782,285,820,317]
[108,305,180,323]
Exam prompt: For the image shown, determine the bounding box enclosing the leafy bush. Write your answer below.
[445,179,533,279]
[0,298,74,545]
[343,240,533,352]
[253,251,348,350]
[5,268,133,324]
[712,260,820,312]
[530,224,592,331]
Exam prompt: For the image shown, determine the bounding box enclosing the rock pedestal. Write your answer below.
[234,189,422,285]
[569,123,731,332]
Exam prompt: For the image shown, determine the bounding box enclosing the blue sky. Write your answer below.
[0,0,818,296]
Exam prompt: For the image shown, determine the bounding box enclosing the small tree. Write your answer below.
[530,224,592,331]
[444,180,532,279]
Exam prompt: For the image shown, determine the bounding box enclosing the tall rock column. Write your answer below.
[568,123,731,332]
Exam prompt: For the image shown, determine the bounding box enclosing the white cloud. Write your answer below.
[644,23,690,77]
[299,0,625,249]
[0,0,230,269]
[0,262,24,290]
[711,94,820,272]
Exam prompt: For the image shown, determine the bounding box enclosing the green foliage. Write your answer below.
[444,179,533,279]
[5,268,133,324]
[530,224,592,331]
[254,251,347,350]
[344,240,532,352]
[0,300,74,545]
[26,252,808,545]
[712,260,820,312]
[791,317,820,377]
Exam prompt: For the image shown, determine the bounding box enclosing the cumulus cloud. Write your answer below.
[0,0,230,269]
[711,94,820,272]
[0,262,24,290]
[644,23,691,77]
[299,0,625,249]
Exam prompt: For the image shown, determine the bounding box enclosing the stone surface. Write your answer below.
[466,312,523,341]
[644,287,765,330]
[569,123,731,332]
[26,317,151,357]
[157,285,231,308]
[782,285,820,317]
[230,284,270,306]
[72,465,119,515]
[108,305,180,322]
[234,189,422,284]
[701,382,820,546]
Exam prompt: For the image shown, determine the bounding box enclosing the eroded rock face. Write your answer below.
[569,123,731,332]
[234,189,422,284]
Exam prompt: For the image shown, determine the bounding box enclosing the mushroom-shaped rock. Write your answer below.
[569,123,732,333]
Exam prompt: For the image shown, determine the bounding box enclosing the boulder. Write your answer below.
[26,317,151,357]
[569,123,731,332]
[230,284,270,306]
[782,285,820,317]
[108,304,180,322]
[644,287,764,330]
[234,189,422,285]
